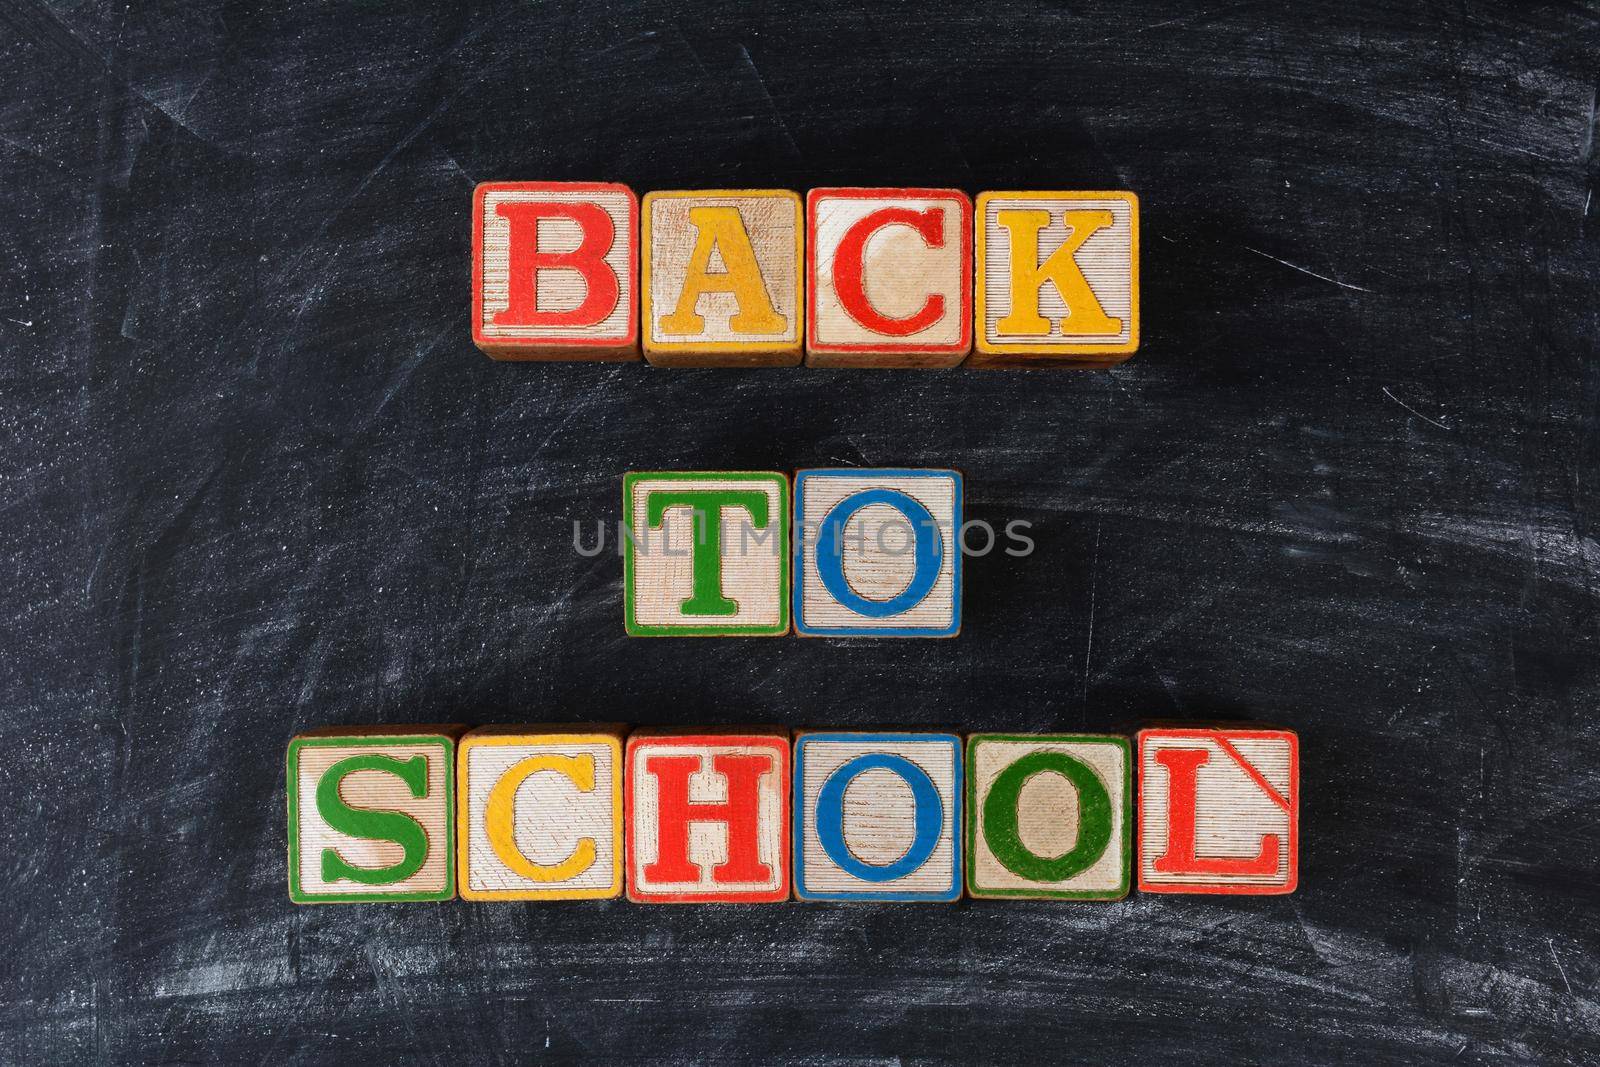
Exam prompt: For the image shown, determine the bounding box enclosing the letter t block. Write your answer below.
[471,181,639,360]
[1138,727,1299,895]
[625,729,792,903]
[623,471,790,637]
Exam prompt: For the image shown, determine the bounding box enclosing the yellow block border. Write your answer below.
[456,731,625,901]
[974,190,1140,357]
[641,189,805,354]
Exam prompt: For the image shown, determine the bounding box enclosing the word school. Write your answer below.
[472,184,1139,368]
[287,725,1298,904]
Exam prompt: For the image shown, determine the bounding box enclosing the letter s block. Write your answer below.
[966,734,1131,900]
[972,190,1139,368]
[793,732,963,902]
[623,471,790,637]
[805,188,972,368]
[471,181,639,361]
[642,190,803,367]
[286,726,465,903]
[456,725,625,901]
[1138,727,1299,895]
[793,468,961,638]
[626,729,792,903]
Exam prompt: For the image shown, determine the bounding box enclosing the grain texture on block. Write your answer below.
[805,188,972,368]
[792,731,963,902]
[285,726,466,903]
[642,190,803,367]
[471,181,639,361]
[625,729,791,903]
[623,471,790,637]
[793,468,961,638]
[456,725,625,901]
[971,190,1139,368]
[966,733,1131,900]
[1138,727,1299,895]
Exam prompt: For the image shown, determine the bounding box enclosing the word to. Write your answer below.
[472,184,1139,368]
[286,725,1298,903]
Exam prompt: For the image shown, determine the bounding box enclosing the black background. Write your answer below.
[4,1,1598,1064]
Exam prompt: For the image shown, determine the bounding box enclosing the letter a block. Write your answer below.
[471,181,639,360]
[642,190,803,367]
[805,188,972,368]
[623,471,790,637]
[1138,727,1299,895]
[793,469,961,637]
[625,729,791,903]
[793,732,962,901]
[966,734,1131,900]
[971,190,1139,368]
[456,725,624,901]
[286,726,465,903]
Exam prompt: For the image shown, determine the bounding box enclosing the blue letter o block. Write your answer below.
[815,753,944,882]
[814,489,943,617]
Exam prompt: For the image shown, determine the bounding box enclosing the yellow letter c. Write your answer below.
[485,754,597,883]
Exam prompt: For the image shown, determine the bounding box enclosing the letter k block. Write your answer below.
[623,472,790,637]
[626,729,792,903]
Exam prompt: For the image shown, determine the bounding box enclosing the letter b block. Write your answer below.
[471,181,639,360]
[794,732,963,901]
[286,726,465,903]
[623,471,790,637]
[456,726,624,900]
[1138,727,1299,895]
[966,734,1131,900]
[626,729,791,903]
[794,469,961,637]
[643,190,803,367]
[972,190,1139,368]
[806,188,972,368]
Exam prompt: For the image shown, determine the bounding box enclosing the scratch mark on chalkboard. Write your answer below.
[1244,246,1373,293]
[736,44,802,163]
[1381,387,1452,430]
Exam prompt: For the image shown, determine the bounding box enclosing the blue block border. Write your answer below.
[792,469,963,637]
[793,732,964,902]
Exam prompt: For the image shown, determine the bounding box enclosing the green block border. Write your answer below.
[964,733,1133,901]
[286,734,458,903]
[622,471,791,637]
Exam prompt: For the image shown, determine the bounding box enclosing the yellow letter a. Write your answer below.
[996,209,1121,337]
[659,206,787,336]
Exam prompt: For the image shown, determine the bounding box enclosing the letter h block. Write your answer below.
[966,734,1132,900]
[793,469,961,637]
[286,725,466,903]
[623,471,790,637]
[456,725,625,900]
[1138,727,1299,895]
[642,190,803,367]
[793,731,963,901]
[972,191,1139,368]
[625,729,792,903]
[805,188,972,368]
[471,181,639,360]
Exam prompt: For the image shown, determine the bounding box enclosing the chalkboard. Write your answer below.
[4,1,1597,1063]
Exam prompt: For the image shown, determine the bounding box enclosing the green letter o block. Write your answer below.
[982,750,1112,882]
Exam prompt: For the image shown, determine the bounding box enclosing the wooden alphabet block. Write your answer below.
[623,471,790,637]
[456,725,625,901]
[471,181,639,361]
[625,728,791,903]
[642,190,803,366]
[805,188,972,368]
[971,190,1139,368]
[286,725,466,903]
[793,731,962,901]
[792,468,961,637]
[966,734,1131,900]
[1137,727,1299,895]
